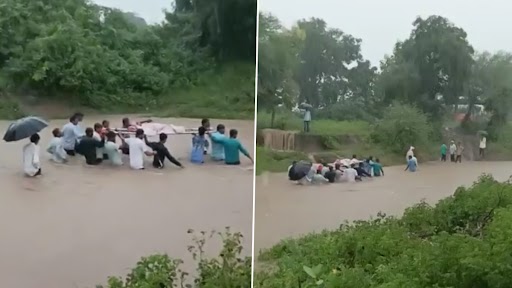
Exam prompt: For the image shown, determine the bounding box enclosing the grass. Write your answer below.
[0,62,255,120]
[156,62,255,120]
[255,146,310,175]
[257,111,370,136]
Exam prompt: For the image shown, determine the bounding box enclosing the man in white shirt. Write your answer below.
[449,141,457,162]
[93,123,105,162]
[23,134,42,177]
[47,128,67,163]
[121,129,155,170]
[479,136,487,158]
[342,165,359,182]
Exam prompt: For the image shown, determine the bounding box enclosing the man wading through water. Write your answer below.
[144,133,184,169]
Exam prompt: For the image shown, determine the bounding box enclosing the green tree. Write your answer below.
[0,0,256,110]
[378,16,474,118]
[296,18,364,108]
[371,103,433,155]
[257,13,301,127]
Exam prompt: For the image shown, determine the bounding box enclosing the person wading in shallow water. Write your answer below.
[120,129,155,170]
[77,127,105,165]
[145,133,184,169]
[61,114,83,156]
[220,129,253,165]
[23,133,42,177]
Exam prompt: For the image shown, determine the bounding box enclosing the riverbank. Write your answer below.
[255,113,512,175]
[0,63,255,120]
[254,162,512,287]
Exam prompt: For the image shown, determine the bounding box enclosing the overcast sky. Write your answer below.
[92,0,171,23]
[259,0,511,66]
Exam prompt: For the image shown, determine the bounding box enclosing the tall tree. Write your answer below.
[378,16,474,117]
[257,13,301,126]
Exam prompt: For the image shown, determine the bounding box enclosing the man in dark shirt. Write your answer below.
[324,166,337,183]
[76,127,105,165]
[355,163,372,177]
[144,133,184,169]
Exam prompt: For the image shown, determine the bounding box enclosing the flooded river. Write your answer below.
[254,161,512,254]
[0,116,254,288]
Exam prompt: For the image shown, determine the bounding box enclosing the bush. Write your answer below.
[100,228,251,288]
[255,174,512,288]
[371,103,433,154]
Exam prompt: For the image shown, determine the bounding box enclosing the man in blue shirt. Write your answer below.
[221,129,253,165]
[405,155,417,172]
[210,124,227,161]
[61,114,84,156]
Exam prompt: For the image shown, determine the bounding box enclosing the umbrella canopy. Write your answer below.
[477,130,488,136]
[289,160,312,181]
[300,103,313,109]
[3,116,48,142]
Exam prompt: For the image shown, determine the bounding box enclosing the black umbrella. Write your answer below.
[288,160,312,181]
[3,116,48,142]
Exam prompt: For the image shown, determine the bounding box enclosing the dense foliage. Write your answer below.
[258,12,512,139]
[0,0,256,113]
[255,175,512,288]
[371,103,432,155]
[100,228,251,288]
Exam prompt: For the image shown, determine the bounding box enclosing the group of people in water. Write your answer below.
[288,155,386,185]
[22,113,253,177]
[288,146,422,184]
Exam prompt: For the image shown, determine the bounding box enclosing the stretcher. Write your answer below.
[112,123,212,136]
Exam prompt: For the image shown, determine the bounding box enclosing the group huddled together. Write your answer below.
[439,135,487,163]
[288,155,385,185]
[22,113,253,177]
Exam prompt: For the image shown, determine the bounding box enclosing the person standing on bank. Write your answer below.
[456,141,464,163]
[449,140,457,162]
[303,107,311,133]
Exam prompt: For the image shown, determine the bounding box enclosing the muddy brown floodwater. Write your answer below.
[0,116,254,288]
[255,161,512,254]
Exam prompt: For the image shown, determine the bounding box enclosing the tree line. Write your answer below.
[0,0,256,108]
[258,13,512,138]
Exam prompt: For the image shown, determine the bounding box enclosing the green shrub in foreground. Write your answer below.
[256,174,512,288]
[100,228,251,288]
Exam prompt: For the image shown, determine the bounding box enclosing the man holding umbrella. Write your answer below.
[300,102,312,133]
[3,116,48,177]
[23,134,42,177]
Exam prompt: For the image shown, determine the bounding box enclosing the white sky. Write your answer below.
[92,0,172,23]
[259,0,511,66]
